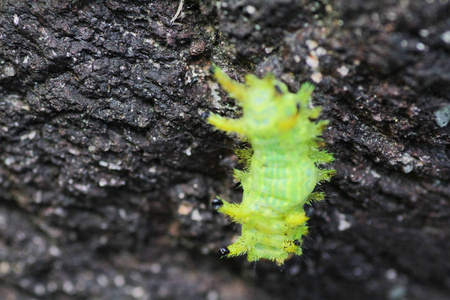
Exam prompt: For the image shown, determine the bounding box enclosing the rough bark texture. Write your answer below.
[0,0,449,299]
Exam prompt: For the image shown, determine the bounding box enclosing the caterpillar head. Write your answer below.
[243,76,315,138]
[208,64,315,139]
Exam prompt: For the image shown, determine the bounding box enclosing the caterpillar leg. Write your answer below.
[311,149,334,164]
[307,192,325,203]
[297,82,315,104]
[222,237,248,258]
[210,64,246,101]
[211,197,250,223]
[207,113,246,136]
[318,169,336,182]
[212,198,252,260]
[285,211,309,227]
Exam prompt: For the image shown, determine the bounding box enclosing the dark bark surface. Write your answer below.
[0,0,449,299]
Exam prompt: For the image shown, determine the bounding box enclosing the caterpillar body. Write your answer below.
[208,64,335,266]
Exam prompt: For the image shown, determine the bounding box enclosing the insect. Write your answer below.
[207,64,335,265]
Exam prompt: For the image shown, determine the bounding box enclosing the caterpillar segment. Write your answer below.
[208,64,334,265]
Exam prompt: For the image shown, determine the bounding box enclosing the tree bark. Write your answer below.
[0,0,448,299]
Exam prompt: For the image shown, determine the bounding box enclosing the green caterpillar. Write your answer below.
[208,64,335,265]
